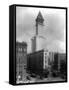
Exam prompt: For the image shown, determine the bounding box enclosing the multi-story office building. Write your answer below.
[31,11,46,53]
[16,42,27,83]
[27,49,50,77]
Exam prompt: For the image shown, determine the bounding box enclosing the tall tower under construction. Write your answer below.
[31,11,46,52]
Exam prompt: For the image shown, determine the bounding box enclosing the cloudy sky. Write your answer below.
[16,6,66,53]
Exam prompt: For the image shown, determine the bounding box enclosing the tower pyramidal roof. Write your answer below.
[37,11,44,20]
[36,11,44,25]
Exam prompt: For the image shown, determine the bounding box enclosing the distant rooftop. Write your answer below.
[16,41,27,46]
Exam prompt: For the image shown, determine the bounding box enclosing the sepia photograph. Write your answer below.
[15,5,67,84]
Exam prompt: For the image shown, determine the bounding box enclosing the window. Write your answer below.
[24,64,27,69]
[21,48,22,51]
[45,60,47,63]
[45,56,46,59]
[45,53,47,55]
[18,48,22,52]
[24,48,26,52]
[18,48,20,51]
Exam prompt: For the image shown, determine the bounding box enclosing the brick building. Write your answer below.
[16,42,27,83]
[49,52,66,78]
[27,49,50,77]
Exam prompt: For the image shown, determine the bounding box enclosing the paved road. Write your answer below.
[21,75,65,83]
[17,73,65,84]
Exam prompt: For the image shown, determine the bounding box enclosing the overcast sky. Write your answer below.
[16,7,66,53]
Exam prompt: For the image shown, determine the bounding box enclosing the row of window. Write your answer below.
[17,48,26,52]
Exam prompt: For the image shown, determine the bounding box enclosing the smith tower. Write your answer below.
[35,11,44,35]
[31,11,46,52]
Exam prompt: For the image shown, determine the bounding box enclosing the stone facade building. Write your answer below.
[27,50,50,77]
[16,42,27,83]
[31,11,46,53]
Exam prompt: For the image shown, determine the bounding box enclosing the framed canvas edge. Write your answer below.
[9,4,68,85]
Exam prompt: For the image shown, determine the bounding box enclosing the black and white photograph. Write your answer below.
[0,0,69,89]
[15,5,67,84]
